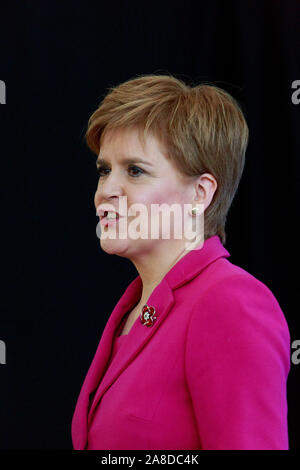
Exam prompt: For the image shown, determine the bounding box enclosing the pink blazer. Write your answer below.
[71,235,290,450]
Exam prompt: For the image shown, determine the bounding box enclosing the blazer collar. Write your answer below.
[164,234,230,289]
[72,235,230,449]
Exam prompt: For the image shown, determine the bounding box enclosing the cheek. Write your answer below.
[137,189,186,231]
[126,184,188,221]
[137,185,182,207]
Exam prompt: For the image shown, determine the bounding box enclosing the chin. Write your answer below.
[99,238,131,257]
[100,236,156,259]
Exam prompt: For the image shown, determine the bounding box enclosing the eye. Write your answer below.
[127,165,144,177]
[96,165,109,177]
[96,165,144,178]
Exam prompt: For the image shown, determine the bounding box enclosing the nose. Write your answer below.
[94,171,125,209]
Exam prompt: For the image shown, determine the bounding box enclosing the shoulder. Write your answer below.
[185,264,291,377]
[190,257,287,329]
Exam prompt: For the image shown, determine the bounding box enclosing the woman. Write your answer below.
[71,75,290,450]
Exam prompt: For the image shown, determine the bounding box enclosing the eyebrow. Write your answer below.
[96,157,153,167]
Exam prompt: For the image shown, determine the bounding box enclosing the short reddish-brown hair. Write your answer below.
[85,74,249,245]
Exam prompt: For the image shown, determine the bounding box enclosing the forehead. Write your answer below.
[98,127,168,164]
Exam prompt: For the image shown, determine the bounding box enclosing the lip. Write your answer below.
[96,206,123,218]
[100,214,123,227]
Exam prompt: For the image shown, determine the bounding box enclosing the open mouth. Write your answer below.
[100,211,120,227]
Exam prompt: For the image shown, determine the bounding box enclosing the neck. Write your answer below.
[130,238,201,307]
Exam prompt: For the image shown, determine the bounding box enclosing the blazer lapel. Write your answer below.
[87,278,175,427]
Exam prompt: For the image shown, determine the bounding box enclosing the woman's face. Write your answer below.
[94,127,196,259]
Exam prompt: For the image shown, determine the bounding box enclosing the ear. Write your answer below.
[193,173,218,211]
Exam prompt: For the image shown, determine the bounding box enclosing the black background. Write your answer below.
[0,0,299,450]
